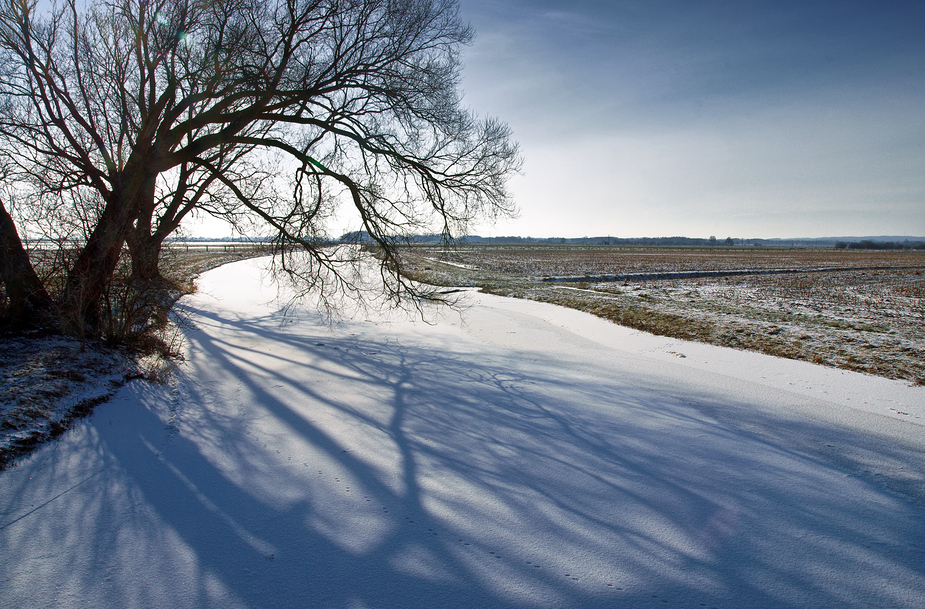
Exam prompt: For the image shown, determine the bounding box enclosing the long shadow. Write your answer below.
[152,299,925,606]
[3,289,925,608]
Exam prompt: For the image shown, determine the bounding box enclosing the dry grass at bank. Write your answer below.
[400,245,925,385]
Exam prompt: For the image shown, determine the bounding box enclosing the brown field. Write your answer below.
[400,245,925,385]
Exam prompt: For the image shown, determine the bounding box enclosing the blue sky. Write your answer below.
[458,0,925,238]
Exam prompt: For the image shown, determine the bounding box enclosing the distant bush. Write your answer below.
[845,240,925,251]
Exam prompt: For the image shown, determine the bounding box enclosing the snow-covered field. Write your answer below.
[2,256,924,608]
[404,246,925,384]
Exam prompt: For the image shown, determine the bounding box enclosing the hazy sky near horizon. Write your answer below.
[457,0,925,239]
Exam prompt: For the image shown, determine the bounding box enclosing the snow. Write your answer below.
[0,335,134,462]
[2,256,924,609]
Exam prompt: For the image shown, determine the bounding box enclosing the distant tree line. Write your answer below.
[378,233,925,249]
[376,234,740,246]
[835,240,925,250]
[375,234,925,248]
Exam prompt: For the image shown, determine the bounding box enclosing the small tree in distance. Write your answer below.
[0,0,519,336]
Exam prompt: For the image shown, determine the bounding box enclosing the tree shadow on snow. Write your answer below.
[6,296,924,608]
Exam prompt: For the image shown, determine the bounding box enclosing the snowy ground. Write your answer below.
[0,335,135,466]
[1,256,924,608]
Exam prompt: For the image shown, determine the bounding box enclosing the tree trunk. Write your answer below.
[126,226,164,285]
[61,211,128,336]
[125,172,175,286]
[0,199,55,329]
[61,175,151,337]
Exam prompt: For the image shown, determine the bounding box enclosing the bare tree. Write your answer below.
[0,0,519,335]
